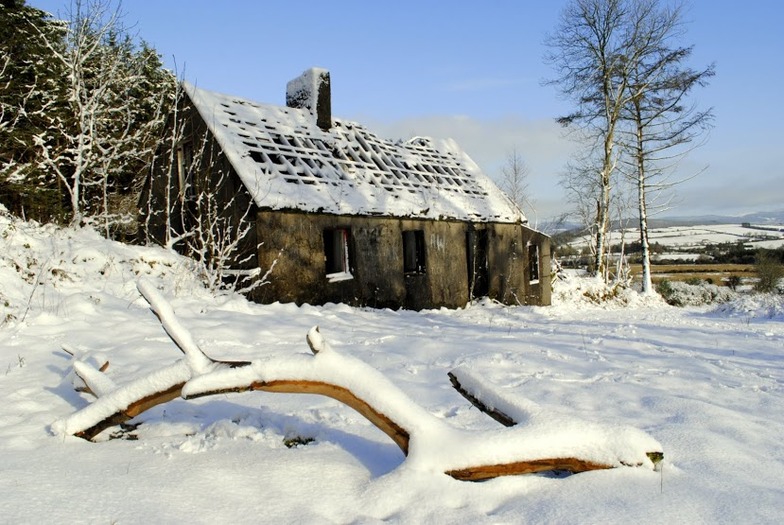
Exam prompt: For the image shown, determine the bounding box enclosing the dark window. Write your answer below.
[528,243,540,283]
[402,230,426,274]
[323,228,351,275]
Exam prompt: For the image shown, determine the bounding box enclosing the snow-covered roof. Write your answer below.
[183,81,524,223]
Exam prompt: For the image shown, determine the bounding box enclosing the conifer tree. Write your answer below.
[0,0,69,221]
[1,0,175,232]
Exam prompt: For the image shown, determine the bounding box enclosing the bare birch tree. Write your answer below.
[618,0,714,294]
[546,0,666,280]
[546,0,629,279]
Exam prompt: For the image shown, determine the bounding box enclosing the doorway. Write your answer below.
[466,228,489,299]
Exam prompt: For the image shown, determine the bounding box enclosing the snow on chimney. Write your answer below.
[286,68,331,131]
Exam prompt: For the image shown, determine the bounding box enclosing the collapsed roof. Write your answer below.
[184,68,524,223]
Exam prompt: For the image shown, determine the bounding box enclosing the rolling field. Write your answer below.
[568,223,784,253]
[566,222,784,287]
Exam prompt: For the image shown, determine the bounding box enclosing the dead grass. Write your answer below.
[629,264,756,285]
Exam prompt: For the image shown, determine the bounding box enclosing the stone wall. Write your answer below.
[251,210,550,309]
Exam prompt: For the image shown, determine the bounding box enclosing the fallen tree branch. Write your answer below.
[448,365,665,472]
[52,361,192,440]
[53,282,664,480]
[52,281,239,440]
[448,365,549,428]
[448,370,516,427]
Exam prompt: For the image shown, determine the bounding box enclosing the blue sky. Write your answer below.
[30,0,784,221]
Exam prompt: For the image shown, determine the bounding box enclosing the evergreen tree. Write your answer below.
[1,0,175,232]
[0,1,69,221]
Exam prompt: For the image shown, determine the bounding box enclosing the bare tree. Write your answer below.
[617,0,714,294]
[31,0,174,229]
[499,148,532,219]
[186,171,259,294]
[142,85,270,295]
[610,180,635,284]
[559,150,606,274]
[545,0,661,280]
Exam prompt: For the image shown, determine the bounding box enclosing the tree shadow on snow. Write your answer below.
[134,397,405,478]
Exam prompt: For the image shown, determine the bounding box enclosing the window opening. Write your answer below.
[323,228,352,279]
[528,243,540,284]
[402,230,426,274]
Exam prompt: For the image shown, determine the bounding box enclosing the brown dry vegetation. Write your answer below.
[629,264,756,286]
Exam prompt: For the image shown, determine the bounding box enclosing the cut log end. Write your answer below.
[306,326,325,355]
[647,451,664,467]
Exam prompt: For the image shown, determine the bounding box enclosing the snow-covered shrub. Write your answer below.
[0,206,222,326]
[754,250,784,294]
[551,269,663,308]
[656,279,736,307]
[711,293,784,321]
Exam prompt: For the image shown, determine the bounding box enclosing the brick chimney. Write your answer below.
[286,68,331,131]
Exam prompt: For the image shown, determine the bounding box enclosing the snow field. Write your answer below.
[1,210,783,523]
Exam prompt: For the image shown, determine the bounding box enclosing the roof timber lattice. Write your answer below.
[185,82,524,223]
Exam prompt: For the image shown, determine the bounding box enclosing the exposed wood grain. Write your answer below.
[446,457,613,481]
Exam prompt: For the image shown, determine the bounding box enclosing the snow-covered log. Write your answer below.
[73,360,118,397]
[52,281,237,440]
[53,281,664,480]
[449,369,516,427]
[52,360,191,440]
[448,365,545,427]
[448,365,665,475]
[182,327,413,454]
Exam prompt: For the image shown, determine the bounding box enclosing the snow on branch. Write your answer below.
[136,279,217,375]
[52,360,192,440]
[52,281,663,481]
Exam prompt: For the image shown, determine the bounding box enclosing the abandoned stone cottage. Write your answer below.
[142,68,550,309]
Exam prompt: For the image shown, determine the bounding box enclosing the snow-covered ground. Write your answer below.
[569,223,784,251]
[2,211,783,524]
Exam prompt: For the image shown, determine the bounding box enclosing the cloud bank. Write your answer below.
[355,113,781,222]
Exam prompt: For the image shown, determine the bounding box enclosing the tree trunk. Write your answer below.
[634,100,653,294]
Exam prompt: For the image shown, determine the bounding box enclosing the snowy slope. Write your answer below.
[569,223,784,251]
[1,210,783,524]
